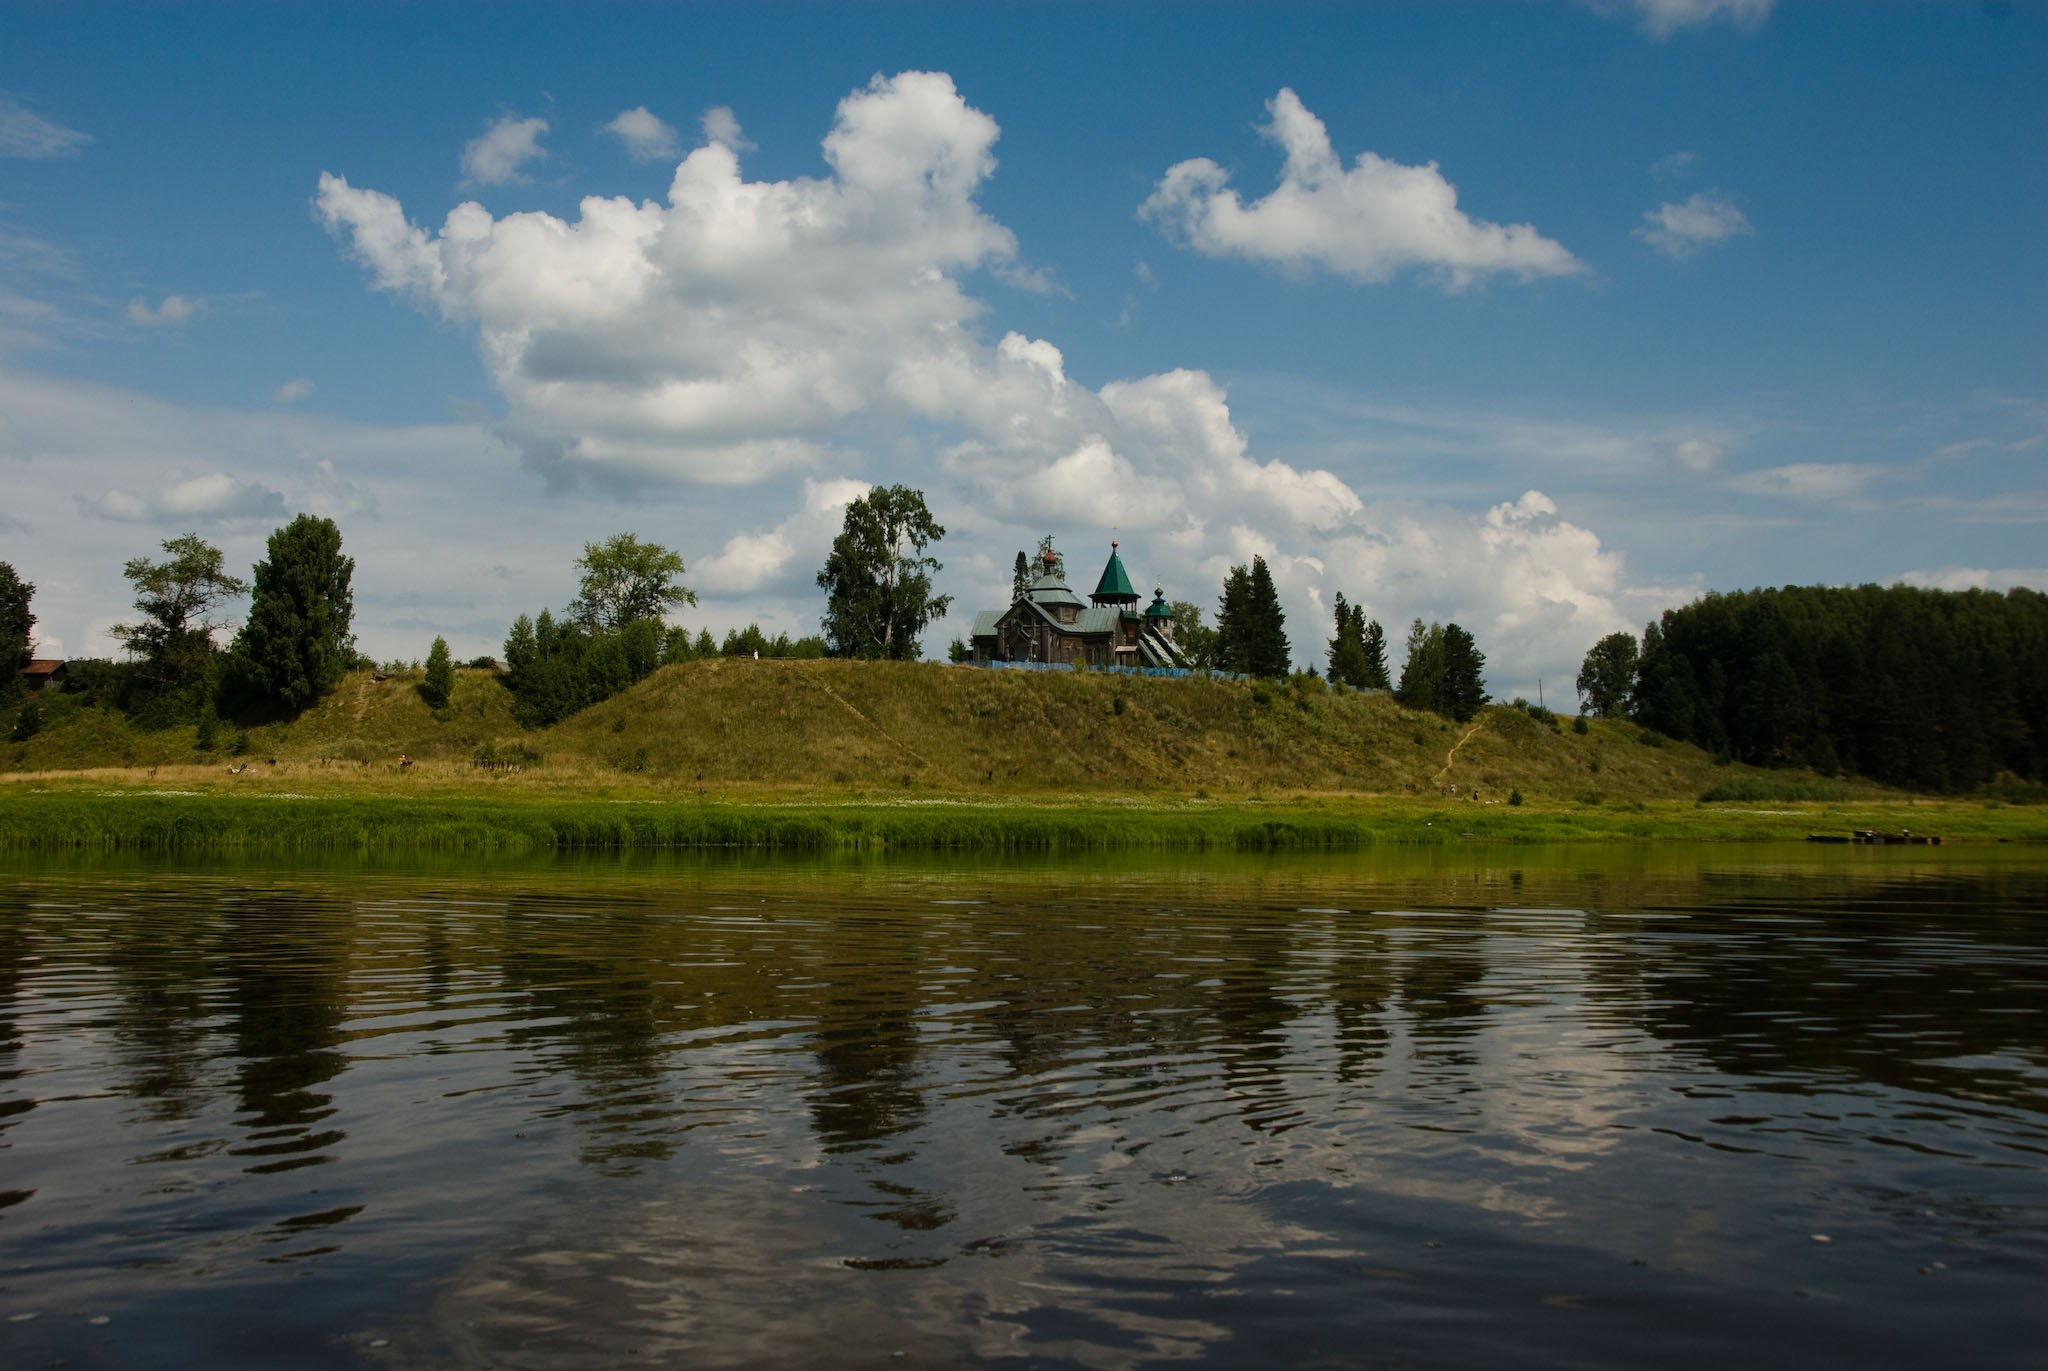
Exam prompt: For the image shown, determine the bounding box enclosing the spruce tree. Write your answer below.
[0,563,33,701]
[1327,593,1370,687]
[222,515,355,715]
[1360,611,1390,689]
[1441,623,1489,722]
[1397,619,1446,714]
[1245,556,1290,678]
[421,636,454,709]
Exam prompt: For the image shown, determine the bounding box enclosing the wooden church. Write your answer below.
[969,540,1190,669]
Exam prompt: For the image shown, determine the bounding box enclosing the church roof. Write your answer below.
[1144,587,1172,619]
[1025,567,1086,612]
[1091,543,1138,604]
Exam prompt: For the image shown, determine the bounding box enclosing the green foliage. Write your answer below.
[1011,550,1032,603]
[1171,600,1218,671]
[1573,714,1590,735]
[1440,624,1488,721]
[1396,619,1446,714]
[0,562,34,699]
[718,624,828,659]
[9,700,40,742]
[1397,620,1488,721]
[568,533,695,632]
[502,610,665,728]
[1631,584,2048,790]
[421,636,454,709]
[112,533,247,697]
[1217,556,1289,678]
[1508,788,1524,806]
[221,515,356,716]
[1325,594,1390,690]
[948,637,970,664]
[1577,631,1640,718]
[817,485,952,660]
[1698,776,1851,803]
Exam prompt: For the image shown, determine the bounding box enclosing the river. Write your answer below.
[1,845,2043,1368]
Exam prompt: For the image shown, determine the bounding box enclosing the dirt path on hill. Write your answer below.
[810,673,932,771]
[1432,719,1485,788]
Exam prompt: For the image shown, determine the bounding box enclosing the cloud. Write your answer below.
[1673,438,1722,472]
[461,114,549,187]
[1637,192,1753,259]
[1896,566,2047,593]
[320,70,1025,485]
[86,471,289,524]
[604,106,680,162]
[1728,462,1882,503]
[273,378,316,404]
[127,294,198,327]
[694,477,868,595]
[1651,150,1700,179]
[0,92,91,159]
[313,72,1678,691]
[1589,0,1773,40]
[700,106,754,153]
[1140,88,1583,290]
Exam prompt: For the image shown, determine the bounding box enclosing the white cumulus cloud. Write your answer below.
[128,294,197,327]
[1140,88,1583,290]
[1896,567,2048,594]
[701,105,754,152]
[0,93,91,159]
[316,71,1675,689]
[604,106,680,162]
[461,114,550,187]
[1729,462,1882,503]
[1637,191,1753,259]
[1673,438,1723,472]
[1590,0,1773,40]
[273,378,316,404]
[86,471,289,524]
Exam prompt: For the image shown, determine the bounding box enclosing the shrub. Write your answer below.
[1573,715,1589,735]
[1508,788,1524,806]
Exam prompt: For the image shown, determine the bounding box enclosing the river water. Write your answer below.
[0,845,2042,1369]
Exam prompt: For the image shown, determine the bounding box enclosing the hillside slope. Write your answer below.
[5,660,1877,804]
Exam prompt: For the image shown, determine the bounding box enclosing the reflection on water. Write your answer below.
[0,846,2043,1368]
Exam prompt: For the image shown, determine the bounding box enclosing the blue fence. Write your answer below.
[954,660,1226,682]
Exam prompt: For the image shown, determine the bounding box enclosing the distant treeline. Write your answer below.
[1615,585,2048,791]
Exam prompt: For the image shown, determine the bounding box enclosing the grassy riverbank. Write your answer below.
[4,660,2042,851]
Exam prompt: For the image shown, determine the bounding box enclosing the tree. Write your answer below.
[0,563,32,701]
[1395,619,1488,721]
[1170,600,1218,670]
[1011,550,1032,603]
[1327,593,1375,687]
[1215,558,1291,678]
[1360,613,1391,690]
[1397,619,1446,715]
[567,533,695,632]
[1441,622,1489,722]
[112,534,248,690]
[421,636,454,709]
[222,515,355,714]
[817,485,953,660]
[1576,631,1640,718]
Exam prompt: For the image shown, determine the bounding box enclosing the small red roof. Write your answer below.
[21,660,65,675]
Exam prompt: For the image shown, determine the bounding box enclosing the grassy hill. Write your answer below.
[6,658,1881,806]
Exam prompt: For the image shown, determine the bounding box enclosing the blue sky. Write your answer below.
[3,1,2043,700]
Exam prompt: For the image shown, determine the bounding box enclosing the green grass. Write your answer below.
[6,659,2043,851]
[1,781,2041,853]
